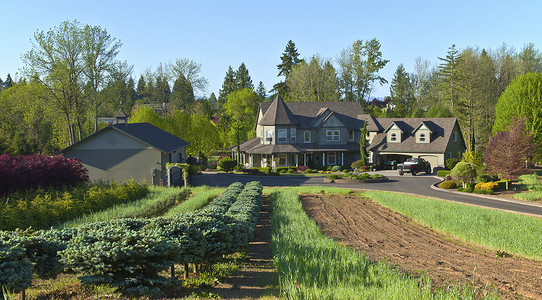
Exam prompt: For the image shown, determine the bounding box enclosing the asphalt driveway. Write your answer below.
[191,171,542,217]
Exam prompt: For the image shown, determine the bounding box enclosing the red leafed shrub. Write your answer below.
[0,154,89,196]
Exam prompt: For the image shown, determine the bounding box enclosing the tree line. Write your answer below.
[1,19,541,161]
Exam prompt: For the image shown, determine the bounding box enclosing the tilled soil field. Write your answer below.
[301,193,542,299]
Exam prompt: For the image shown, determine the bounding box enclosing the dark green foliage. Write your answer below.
[328,174,343,180]
[436,170,451,177]
[217,157,237,172]
[360,122,368,166]
[171,73,195,112]
[445,158,459,170]
[124,188,191,218]
[357,173,371,180]
[0,238,33,295]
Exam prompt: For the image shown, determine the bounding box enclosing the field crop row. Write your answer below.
[0,181,262,298]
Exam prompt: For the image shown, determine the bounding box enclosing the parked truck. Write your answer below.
[397,158,432,176]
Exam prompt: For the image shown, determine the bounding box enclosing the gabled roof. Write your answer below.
[115,108,127,118]
[258,96,298,125]
[384,121,412,133]
[258,100,368,129]
[412,121,435,133]
[58,123,190,154]
[368,118,459,153]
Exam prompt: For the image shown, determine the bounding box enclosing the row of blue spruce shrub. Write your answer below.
[0,181,263,298]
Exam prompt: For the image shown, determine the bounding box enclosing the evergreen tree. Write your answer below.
[277,40,302,79]
[208,92,218,111]
[256,81,267,100]
[438,44,461,112]
[389,64,415,117]
[171,73,195,113]
[3,74,13,89]
[236,63,253,90]
[360,122,368,166]
[136,75,146,102]
[125,77,136,111]
[218,66,236,105]
[275,40,302,99]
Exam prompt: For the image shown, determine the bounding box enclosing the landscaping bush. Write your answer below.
[217,157,237,172]
[296,165,309,172]
[243,168,261,176]
[473,189,493,195]
[331,165,342,172]
[275,167,289,173]
[0,154,89,197]
[328,174,343,180]
[496,180,508,190]
[372,174,385,180]
[477,174,492,183]
[351,160,363,170]
[287,169,295,174]
[439,180,457,189]
[357,173,371,180]
[474,182,499,191]
[445,158,459,170]
[304,168,313,174]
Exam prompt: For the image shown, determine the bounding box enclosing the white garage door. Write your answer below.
[419,155,438,172]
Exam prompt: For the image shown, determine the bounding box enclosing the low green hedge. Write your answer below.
[436,170,451,177]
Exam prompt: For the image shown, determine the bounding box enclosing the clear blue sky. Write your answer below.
[2,0,541,98]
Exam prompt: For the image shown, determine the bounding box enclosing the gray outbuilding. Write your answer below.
[59,122,190,186]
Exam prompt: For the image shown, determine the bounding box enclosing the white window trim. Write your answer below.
[291,128,296,142]
[304,131,311,143]
[326,130,340,142]
[277,129,287,143]
[348,130,354,141]
[418,132,426,143]
[390,132,397,142]
[265,129,273,144]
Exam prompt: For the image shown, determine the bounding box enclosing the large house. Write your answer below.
[234,96,465,171]
[59,111,190,185]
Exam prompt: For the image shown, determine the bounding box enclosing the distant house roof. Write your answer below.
[258,98,373,130]
[258,96,299,125]
[368,118,459,153]
[58,123,190,154]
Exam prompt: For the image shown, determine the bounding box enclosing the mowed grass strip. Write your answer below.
[164,186,224,217]
[270,189,441,299]
[364,190,542,260]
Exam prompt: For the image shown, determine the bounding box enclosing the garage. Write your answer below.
[419,155,439,172]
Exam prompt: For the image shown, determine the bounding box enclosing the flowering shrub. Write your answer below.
[0,154,88,197]
[474,182,499,191]
[439,180,457,189]
[296,165,309,172]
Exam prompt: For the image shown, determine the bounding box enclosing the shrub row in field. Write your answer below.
[0,181,263,298]
[0,180,149,230]
[0,154,88,196]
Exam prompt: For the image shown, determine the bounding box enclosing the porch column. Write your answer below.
[250,154,253,168]
[271,154,274,170]
[304,153,307,166]
[295,154,299,167]
[323,152,326,166]
[341,152,344,165]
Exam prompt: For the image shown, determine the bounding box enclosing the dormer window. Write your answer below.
[418,132,426,143]
[390,132,397,142]
[291,128,296,142]
[348,130,354,141]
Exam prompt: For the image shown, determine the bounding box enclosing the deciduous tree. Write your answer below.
[484,118,536,188]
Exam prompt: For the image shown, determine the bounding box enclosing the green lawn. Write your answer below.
[364,190,542,260]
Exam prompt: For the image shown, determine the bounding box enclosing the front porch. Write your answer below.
[236,151,360,169]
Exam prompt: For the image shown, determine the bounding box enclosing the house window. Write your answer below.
[390,132,397,142]
[278,129,287,143]
[418,132,426,143]
[453,132,458,142]
[348,130,354,141]
[326,130,340,141]
[265,129,273,143]
[327,152,337,165]
[291,128,296,142]
[304,131,311,143]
